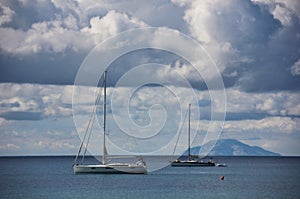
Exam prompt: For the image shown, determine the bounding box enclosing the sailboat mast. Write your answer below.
[188,103,191,161]
[103,71,107,164]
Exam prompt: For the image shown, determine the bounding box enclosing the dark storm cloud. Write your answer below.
[215,1,300,92]
[0,51,86,85]
[0,0,299,93]
[176,0,300,92]
[235,18,300,92]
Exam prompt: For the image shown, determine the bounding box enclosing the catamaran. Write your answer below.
[171,104,215,167]
[73,71,147,174]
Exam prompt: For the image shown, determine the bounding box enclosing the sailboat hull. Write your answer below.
[73,164,147,174]
[73,72,148,174]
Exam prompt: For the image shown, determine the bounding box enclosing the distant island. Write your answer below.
[184,139,280,156]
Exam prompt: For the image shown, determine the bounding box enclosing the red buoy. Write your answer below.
[220,176,225,180]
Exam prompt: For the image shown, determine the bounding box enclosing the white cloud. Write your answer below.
[0,97,39,112]
[0,2,15,26]
[0,83,74,118]
[226,88,300,116]
[51,0,108,27]
[224,117,298,134]
[81,10,147,45]
[51,0,82,15]
[1,83,299,155]
[171,0,299,93]
[251,0,300,26]
[0,0,299,156]
[1,82,299,121]
[0,9,147,55]
[171,0,257,72]
[272,4,293,26]
[290,59,300,76]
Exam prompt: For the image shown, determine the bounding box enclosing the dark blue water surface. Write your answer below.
[0,156,299,199]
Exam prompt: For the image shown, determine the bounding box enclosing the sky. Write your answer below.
[0,0,300,156]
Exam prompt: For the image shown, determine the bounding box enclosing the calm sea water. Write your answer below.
[0,156,299,199]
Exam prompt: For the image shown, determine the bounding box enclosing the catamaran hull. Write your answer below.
[73,164,147,174]
[171,162,215,167]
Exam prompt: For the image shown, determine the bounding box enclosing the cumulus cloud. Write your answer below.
[81,10,147,43]
[51,0,108,27]
[172,0,300,91]
[1,0,299,92]
[223,116,299,134]
[251,0,300,26]
[226,88,300,116]
[0,2,15,26]
[172,0,258,70]
[0,83,74,119]
[0,9,147,55]
[290,59,300,76]
[1,83,299,155]
[1,83,299,122]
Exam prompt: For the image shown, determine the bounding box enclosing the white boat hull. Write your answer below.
[73,163,147,174]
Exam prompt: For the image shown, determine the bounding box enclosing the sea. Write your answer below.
[0,156,299,199]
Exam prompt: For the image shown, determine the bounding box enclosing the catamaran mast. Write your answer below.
[188,103,191,161]
[103,71,107,165]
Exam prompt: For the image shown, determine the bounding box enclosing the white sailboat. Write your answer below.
[73,71,147,174]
